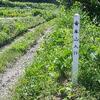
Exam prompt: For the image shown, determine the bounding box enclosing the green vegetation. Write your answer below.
[13,2,100,100]
[0,0,57,10]
[0,6,57,47]
[77,0,100,25]
[0,7,34,17]
[0,18,56,72]
[0,7,57,17]
[0,0,99,99]
[0,16,45,47]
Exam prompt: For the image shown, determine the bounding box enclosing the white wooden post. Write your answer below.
[72,14,80,84]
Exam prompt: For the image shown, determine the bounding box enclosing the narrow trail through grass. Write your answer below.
[0,27,53,100]
[0,16,45,48]
[0,21,44,53]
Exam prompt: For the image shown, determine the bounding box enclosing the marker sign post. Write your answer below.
[72,14,80,84]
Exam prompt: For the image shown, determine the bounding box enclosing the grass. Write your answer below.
[0,0,57,10]
[0,3,58,47]
[0,7,58,18]
[13,2,100,100]
[0,16,45,47]
[0,18,56,72]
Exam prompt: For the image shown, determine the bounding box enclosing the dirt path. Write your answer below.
[0,21,44,53]
[0,27,35,53]
[0,15,45,49]
[0,27,52,100]
[0,17,30,19]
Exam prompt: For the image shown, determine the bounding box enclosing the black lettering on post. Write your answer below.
[74,51,78,55]
[74,30,78,34]
[74,21,79,26]
[74,45,78,49]
[74,37,79,41]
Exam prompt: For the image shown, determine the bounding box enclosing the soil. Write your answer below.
[0,27,52,100]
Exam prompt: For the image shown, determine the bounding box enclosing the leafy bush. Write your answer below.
[76,0,100,25]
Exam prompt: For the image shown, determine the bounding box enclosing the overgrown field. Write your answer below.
[0,1,57,71]
[0,0,100,100]
[0,16,45,47]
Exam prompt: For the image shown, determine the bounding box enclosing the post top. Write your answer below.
[74,13,80,16]
[75,13,79,16]
[74,13,80,20]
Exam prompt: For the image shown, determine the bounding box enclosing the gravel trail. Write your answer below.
[0,28,52,100]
